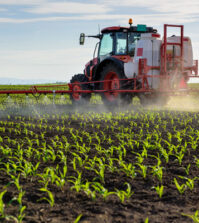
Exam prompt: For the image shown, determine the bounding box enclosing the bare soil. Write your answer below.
[0,105,199,223]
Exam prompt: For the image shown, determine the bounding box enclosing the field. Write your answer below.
[0,85,199,223]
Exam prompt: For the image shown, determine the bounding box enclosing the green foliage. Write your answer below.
[73,214,83,223]
[182,210,199,223]
[0,103,198,222]
[173,178,187,194]
[154,185,164,198]
[39,188,55,207]
[0,190,7,218]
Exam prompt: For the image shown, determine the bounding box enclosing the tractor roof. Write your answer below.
[101,25,156,33]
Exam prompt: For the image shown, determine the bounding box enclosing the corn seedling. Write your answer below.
[182,210,199,223]
[136,163,147,179]
[173,178,187,194]
[68,171,83,192]
[73,214,83,223]
[151,165,163,183]
[184,164,191,175]
[39,188,55,207]
[115,183,134,203]
[0,190,7,218]
[154,185,164,198]
[178,176,197,191]
[92,182,114,201]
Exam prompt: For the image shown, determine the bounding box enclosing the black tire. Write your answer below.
[70,74,91,104]
[98,63,131,108]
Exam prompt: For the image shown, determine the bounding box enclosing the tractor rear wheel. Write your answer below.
[99,64,131,107]
[70,74,91,104]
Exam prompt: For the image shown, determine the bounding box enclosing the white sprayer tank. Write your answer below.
[166,36,193,69]
[124,33,162,89]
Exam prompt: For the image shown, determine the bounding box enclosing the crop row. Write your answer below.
[0,109,199,222]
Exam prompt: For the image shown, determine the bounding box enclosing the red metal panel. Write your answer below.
[101,26,128,33]
[137,48,143,57]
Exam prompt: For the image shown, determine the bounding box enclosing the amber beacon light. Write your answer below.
[129,18,133,26]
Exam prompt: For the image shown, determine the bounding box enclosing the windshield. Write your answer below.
[116,32,127,55]
[99,32,141,59]
[99,33,113,58]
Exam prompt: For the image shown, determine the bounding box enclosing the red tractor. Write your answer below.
[70,19,198,107]
[0,19,197,106]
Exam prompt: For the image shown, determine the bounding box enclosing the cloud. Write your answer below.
[0,0,198,25]
[0,12,198,25]
[0,8,6,11]
[26,2,110,14]
[0,0,45,5]
[104,0,199,16]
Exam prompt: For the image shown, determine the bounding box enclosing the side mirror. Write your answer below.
[79,33,85,45]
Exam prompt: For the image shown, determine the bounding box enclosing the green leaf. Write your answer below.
[73,214,82,223]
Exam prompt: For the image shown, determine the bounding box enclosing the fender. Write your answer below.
[93,57,124,81]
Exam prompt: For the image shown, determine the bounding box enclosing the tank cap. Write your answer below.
[137,24,146,32]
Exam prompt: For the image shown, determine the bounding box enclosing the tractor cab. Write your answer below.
[99,27,140,61]
[99,24,155,61]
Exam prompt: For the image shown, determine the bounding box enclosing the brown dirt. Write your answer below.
[0,105,199,223]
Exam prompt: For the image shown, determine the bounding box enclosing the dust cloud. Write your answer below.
[166,95,199,111]
[1,94,199,119]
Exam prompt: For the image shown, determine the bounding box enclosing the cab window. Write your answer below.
[128,33,141,56]
[99,33,113,58]
[115,32,127,55]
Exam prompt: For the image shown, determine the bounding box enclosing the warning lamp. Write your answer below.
[129,18,133,26]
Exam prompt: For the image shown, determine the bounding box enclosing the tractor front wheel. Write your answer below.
[70,74,91,105]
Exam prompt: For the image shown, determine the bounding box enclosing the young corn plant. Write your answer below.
[173,178,187,194]
[93,160,106,184]
[73,214,83,223]
[194,156,199,168]
[154,185,164,198]
[151,165,163,183]
[136,163,147,179]
[184,164,191,175]
[178,176,197,191]
[182,210,199,223]
[38,167,57,186]
[159,147,170,164]
[120,162,137,179]
[107,158,118,173]
[185,178,196,191]
[0,190,7,218]
[17,190,26,223]
[38,188,55,207]
[10,174,22,191]
[175,151,184,166]
[115,183,134,203]
[81,182,96,200]
[68,171,83,193]
[92,182,114,201]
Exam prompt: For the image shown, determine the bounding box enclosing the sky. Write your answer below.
[0,0,198,82]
